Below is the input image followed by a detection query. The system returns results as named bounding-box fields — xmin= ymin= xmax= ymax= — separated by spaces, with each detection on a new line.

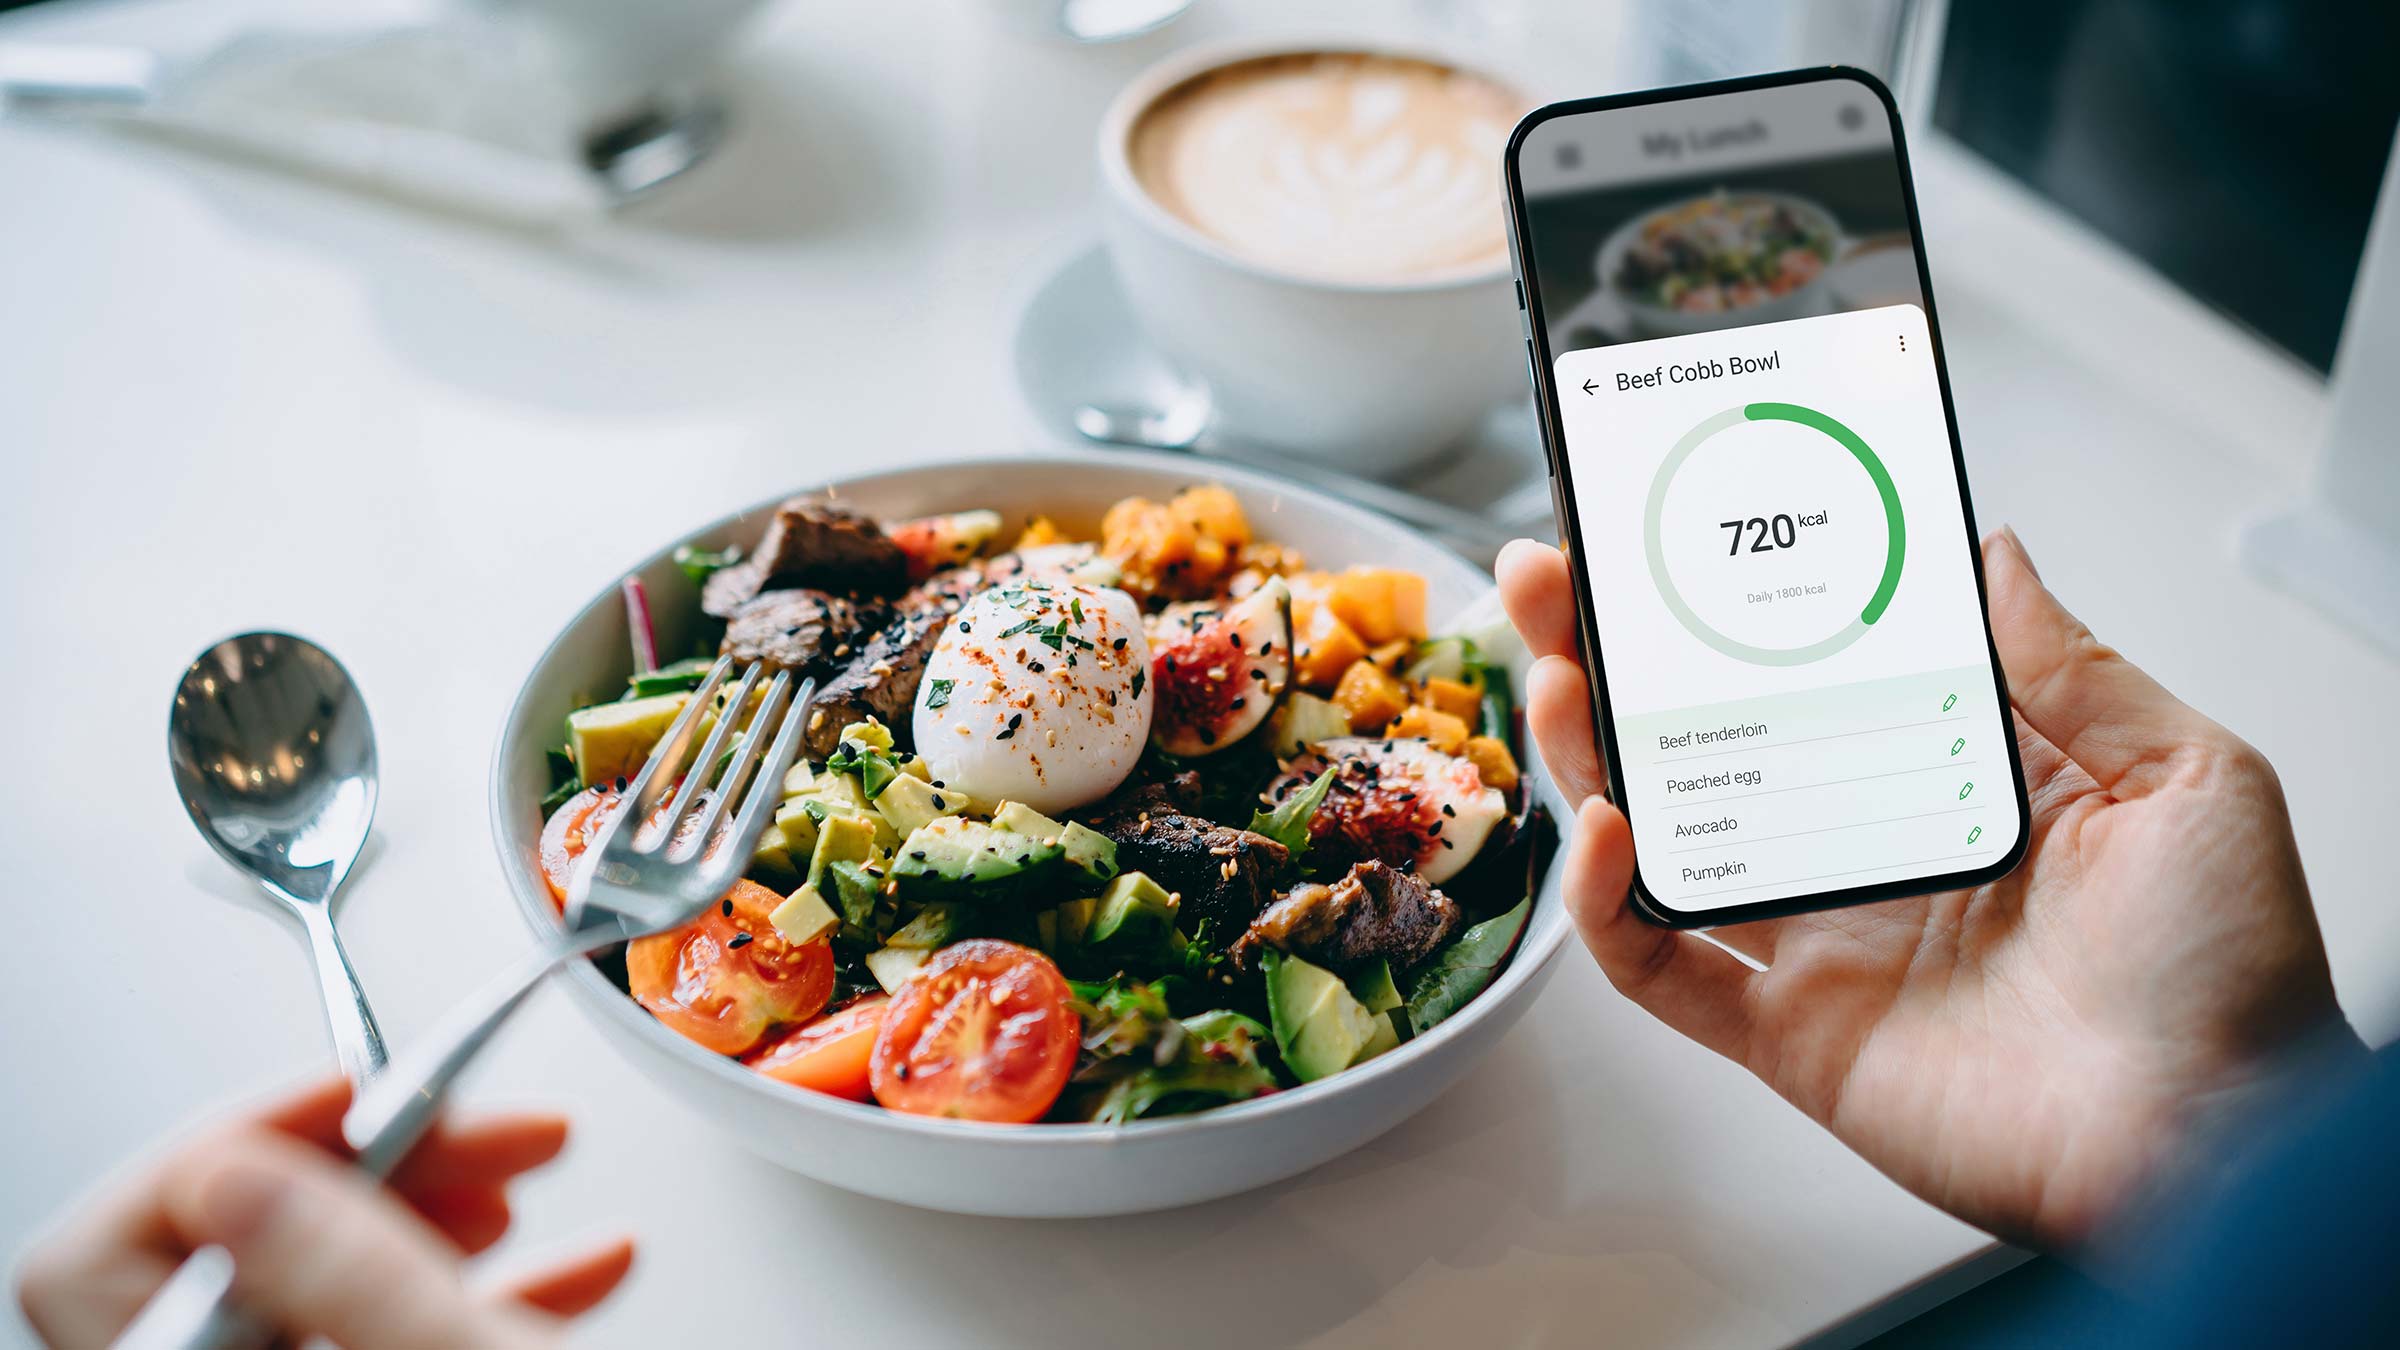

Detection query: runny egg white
xmin=913 ymin=582 xmax=1154 ymax=816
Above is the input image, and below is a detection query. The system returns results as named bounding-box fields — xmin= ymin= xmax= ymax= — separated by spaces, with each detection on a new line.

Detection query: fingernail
xmin=198 ymin=1157 xmax=291 ymax=1244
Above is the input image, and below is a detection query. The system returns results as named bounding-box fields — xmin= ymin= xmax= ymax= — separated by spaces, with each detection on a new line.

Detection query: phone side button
xmin=1522 ymin=340 xmax=1537 ymax=391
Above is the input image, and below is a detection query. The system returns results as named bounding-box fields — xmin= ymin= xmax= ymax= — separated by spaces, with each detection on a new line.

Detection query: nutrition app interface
xmin=1517 ymin=77 xmax=2020 ymax=913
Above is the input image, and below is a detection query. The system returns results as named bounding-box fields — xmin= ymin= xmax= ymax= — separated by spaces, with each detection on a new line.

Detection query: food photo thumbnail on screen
xmin=1520 ymin=105 xmax=1924 ymax=354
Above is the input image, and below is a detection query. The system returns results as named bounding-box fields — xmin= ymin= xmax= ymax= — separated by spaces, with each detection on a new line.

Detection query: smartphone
xmin=1501 ymin=67 xmax=2028 ymax=928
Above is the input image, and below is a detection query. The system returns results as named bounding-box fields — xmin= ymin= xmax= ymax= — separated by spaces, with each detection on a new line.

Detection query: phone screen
xmin=1506 ymin=71 xmax=2025 ymax=923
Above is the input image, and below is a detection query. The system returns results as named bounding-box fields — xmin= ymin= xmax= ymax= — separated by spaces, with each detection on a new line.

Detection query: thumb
xmin=1981 ymin=525 xmax=2224 ymax=793
xmin=162 ymin=1132 xmax=552 ymax=1350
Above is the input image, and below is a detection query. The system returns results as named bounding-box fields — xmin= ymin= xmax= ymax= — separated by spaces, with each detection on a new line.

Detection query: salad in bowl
xmin=532 ymin=480 xmax=1552 ymax=1130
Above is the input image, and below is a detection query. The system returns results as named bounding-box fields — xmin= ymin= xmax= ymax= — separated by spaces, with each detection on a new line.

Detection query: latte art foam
xmin=1129 ymin=54 xmax=1523 ymax=284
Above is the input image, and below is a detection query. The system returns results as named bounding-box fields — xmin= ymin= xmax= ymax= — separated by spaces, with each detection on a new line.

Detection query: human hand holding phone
xmin=1498 ymin=528 xmax=2363 ymax=1249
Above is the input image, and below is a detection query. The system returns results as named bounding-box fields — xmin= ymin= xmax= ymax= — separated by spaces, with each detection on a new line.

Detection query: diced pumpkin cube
xmin=1325 ymin=567 xmax=1428 ymax=645
xmin=1332 ymin=660 xmax=1410 ymax=732
xmin=1389 ymin=705 xmax=1471 ymax=754
xmin=1169 ymin=484 xmax=1251 ymax=548
xmin=1367 ymin=639 xmax=1413 ymax=672
xmin=1102 ymin=495 xmax=1228 ymax=601
xmin=1422 ymin=676 xmax=1482 ymax=722
xmin=1293 ymin=600 xmax=1369 ymax=689
xmin=1014 ymin=515 xmax=1068 ymax=549
xmin=1463 ymin=735 xmax=1520 ymax=791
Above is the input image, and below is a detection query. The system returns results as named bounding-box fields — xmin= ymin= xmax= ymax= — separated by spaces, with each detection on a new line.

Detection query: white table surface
xmin=4 ymin=3 xmax=2396 ymax=1348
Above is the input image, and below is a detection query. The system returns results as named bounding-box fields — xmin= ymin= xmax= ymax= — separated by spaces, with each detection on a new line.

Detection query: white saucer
xmin=1009 ymin=242 xmax=1557 ymax=538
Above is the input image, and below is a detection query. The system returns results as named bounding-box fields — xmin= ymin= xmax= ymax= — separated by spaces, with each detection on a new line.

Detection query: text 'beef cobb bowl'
xmin=493 ymin=452 xmax=1570 ymax=1216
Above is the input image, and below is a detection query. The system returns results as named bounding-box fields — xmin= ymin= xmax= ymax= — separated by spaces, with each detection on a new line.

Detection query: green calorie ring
xmin=1642 ymin=401 xmax=1906 ymax=667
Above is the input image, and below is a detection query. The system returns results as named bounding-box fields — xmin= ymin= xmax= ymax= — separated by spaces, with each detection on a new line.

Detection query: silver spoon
xmin=168 ymin=632 xmax=387 ymax=1084
xmin=1074 ymin=400 xmax=1520 ymax=567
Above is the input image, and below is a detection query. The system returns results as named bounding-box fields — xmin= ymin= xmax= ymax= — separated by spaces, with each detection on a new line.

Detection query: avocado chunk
xmin=886 ymin=903 xmax=965 ymax=950
xmin=567 ymin=692 xmax=708 ymax=789
xmin=864 ymin=945 xmax=932 ymax=994
xmin=767 ymin=885 xmax=840 ymax=945
xmin=991 ymin=802 xmax=1117 ymax=883
xmin=770 ymin=800 xmax=821 ymax=861
xmin=888 ymin=817 xmax=1060 ymax=897
xmin=625 ymin=655 xmax=718 ymax=699
xmin=1359 ymin=1010 xmax=1402 ymax=1062
xmin=875 ymin=773 xmax=969 ymax=839
xmin=1265 ymin=949 xmax=1380 ymax=1083
xmin=1086 ymin=872 xmax=1183 ymax=963
xmin=822 ymin=859 xmax=886 ymax=935
xmin=991 ymin=801 xmax=1063 ymax=837
xmin=748 ymin=818 xmax=806 ymax=886
xmin=1347 ymin=958 xmax=1402 ymax=1017
xmin=1058 ymin=822 xmax=1119 ymax=884
xmin=1055 ymin=896 xmax=1098 ymax=947
xmin=806 ymin=812 xmax=877 ymax=894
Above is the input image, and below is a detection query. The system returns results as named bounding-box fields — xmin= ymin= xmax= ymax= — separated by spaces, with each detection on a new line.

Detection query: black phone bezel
xmin=1500 ymin=65 xmax=2031 ymax=930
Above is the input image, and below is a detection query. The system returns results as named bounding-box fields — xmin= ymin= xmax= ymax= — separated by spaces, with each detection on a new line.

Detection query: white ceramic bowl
xmin=491 ymin=449 xmax=1570 ymax=1217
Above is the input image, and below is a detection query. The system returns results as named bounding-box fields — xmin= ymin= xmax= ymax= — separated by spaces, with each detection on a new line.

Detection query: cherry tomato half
xmin=538 ymin=783 xmax=719 ymax=913
xmin=746 ymin=996 xmax=890 ymax=1101
xmin=628 ymin=879 xmax=834 ymax=1057
xmin=868 ymin=940 xmax=1080 ymax=1124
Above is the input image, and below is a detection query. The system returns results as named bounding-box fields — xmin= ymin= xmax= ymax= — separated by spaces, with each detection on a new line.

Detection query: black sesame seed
xmin=1442 ymin=803 xmax=1456 ymax=817
xmin=727 ymin=932 xmax=754 ymax=949
xmin=721 ymin=899 xmax=734 ymax=917
xmin=910 ymin=850 xmax=928 ymax=861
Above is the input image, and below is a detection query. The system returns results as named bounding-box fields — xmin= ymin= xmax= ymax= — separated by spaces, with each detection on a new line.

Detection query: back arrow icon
xmin=1581 ymin=378 xmax=1597 ymax=395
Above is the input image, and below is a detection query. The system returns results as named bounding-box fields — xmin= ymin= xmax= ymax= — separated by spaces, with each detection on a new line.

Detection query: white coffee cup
xmin=1096 ymin=42 xmax=1528 ymax=478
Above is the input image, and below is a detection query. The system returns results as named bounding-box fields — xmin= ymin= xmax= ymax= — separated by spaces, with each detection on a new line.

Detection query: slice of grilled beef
xmin=798 ymin=561 xmax=1007 ymax=757
xmin=719 ymin=589 xmax=883 ymax=676
xmin=1229 ymin=859 xmax=1460 ymax=972
xmin=701 ymin=499 xmax=909 ymax=617
xmin=1083 ymin=789 xmax=1288 ymax=939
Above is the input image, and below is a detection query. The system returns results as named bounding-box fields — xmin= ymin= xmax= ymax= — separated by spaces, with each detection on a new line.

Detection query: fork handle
xmin=343 ymin=943 xmax=562 ymax=1177
xmin=108 ymin=945 xmax=563 ymax=1350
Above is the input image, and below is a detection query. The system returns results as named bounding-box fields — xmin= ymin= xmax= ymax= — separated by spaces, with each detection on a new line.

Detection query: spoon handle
xmin=301 ymin=906 xmax=388 ymax=1085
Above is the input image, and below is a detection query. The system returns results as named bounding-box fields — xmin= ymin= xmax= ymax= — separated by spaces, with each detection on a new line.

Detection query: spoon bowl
xmin=168 ymin=631 xmax=387 ymax=1081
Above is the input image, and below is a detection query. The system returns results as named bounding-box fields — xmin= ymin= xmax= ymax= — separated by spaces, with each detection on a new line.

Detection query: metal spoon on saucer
xmin=1074 ymin=399 xmax=1521 ymax=567
xmin=168 ymin=632 xmax=388 ymax=1084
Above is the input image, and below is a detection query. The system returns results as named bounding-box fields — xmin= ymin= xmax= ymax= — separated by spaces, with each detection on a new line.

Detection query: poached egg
xmin=913 ymin=581 xmax=1153 ymax=816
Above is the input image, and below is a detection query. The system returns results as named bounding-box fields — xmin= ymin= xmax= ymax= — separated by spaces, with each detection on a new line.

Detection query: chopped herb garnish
xmin=925 ymin=678 xmax=954 ymax=709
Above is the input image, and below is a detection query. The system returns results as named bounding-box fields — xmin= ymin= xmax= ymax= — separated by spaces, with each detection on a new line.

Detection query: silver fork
xmin=115 ymin=658 xmax=814 ymax=1350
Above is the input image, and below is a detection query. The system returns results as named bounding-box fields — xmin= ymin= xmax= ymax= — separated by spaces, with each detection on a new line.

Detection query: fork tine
xmin=703 ymin=676 xmax=815 ymax=890
xmin=654 ymin=661 xmax=763 ymax=849
xmin=672 ymin=669 xmax=791 ymax=861
xmin=583 ymin=655 xmax=732 ymax=864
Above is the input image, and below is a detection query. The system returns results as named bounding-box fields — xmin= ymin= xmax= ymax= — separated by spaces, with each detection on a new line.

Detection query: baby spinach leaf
xmin=1404 ymin=897 xmax=1532 ymax=1036
xmin=1248 ymin=766 xmax=1336 ymax=861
